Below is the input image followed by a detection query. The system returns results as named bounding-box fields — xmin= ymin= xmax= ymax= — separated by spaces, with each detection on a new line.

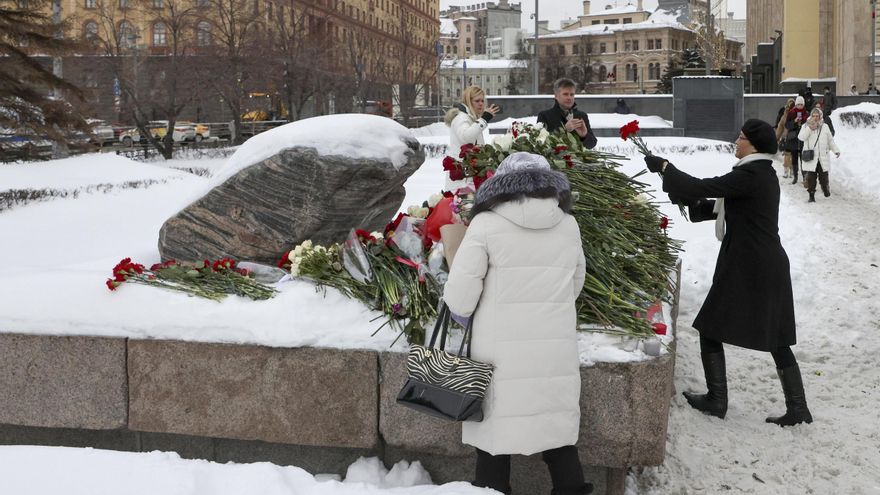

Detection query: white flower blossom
xmin=427 ymin=193 xmax=444 ymax=208
xmin=537 ymin=128 xmax=550 ymax=144
xmin=407 ymin=205 xmax=430 ymax=218
xmin=301 ymin=240 xmax=313 ymax=250
xmin=493 ymin=134 xmax=514 ymax=151
xmin=292 ymin=246 xmax=303 ymax=257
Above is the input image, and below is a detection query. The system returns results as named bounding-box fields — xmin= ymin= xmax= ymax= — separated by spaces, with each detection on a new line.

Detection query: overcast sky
xmin=439 ymin=0 xmax=747 ymax=30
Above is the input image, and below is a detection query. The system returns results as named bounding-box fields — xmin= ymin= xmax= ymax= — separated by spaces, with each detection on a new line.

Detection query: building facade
xmin=439 ymin=58 xmax=527 ymax=103
xmin=746 ymin=0 xmax=784 ymax=64
xmin=440 ymin=0 xmax=521 ymax=56
xmin=537 ymin=2 xmax=743 ymax=94
xmin=26 ymin=0 xmax=441 ymax=122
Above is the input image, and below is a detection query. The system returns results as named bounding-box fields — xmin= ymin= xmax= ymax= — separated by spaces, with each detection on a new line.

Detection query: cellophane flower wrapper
xmin=342 ymin=229 xmax=373 ymax=283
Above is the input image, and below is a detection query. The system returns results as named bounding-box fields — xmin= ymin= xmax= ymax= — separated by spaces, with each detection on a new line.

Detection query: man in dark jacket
xmin=644 ymin=119 xmax=813 ymax=428
xmin=536 ymin=78 xmax=597 ymax=149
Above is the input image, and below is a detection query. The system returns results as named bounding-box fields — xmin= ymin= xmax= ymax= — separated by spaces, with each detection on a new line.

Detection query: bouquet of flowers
xmin=106 ymin=257 xmax=276 ymax=301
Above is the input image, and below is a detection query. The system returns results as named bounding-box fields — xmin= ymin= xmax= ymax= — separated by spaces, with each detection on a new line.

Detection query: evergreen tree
xmin=0 ymin=0 xmax=87 ymax=142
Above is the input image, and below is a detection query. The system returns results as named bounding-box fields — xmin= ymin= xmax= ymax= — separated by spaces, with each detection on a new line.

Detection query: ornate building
xmin=537 ymin=2 xmax=743 ymax=94
xmin=25 ymin=0 xmax=440 ymax=122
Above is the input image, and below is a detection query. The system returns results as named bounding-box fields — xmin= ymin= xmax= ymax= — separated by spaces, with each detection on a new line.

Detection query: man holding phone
xmin=537 ymin=78 xmax=597 ymax=149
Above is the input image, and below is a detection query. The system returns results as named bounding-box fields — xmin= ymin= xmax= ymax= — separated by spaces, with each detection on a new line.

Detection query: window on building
xmin=498 ymin=75 xmax=502 ymax=82
xmin=196 ymin=21 xmax=211 ymax=46
xmin=84 ymin=20 xmax=98 ymax=39
xmin=573 ymin=44 xmax=579 ymax=55
xmin=604 ymin=19 xmax=618 ymax=24
xmin=153 ymin=22 xmax=167 ymax=46
xmin=599 ymin=42 xmax=606 ymax=53
xmin=118 ymin=21 xmax=135 ymax=48
xmin=84 ymin=71 xmax=98 ymax=88
xmin=648 ymin=39 xmax=654 ymax=50
xmin=197 ymin=0 xmax=209 ymax=6
xmin=625 ymin=40 xmax=631 ymax=51
xmin=633 ymin=40 xmax=638 ymax=51
xmin=591 ymin=20 xmax=600 ymax=25
xmin=466 ymin=25 xmax=471 ymax=32
xmin=672 ymin=39 xmax=678 ymax=50
xmin=85 ymin=0 xmax=96 ymax=8
xmin=656 ymin=39 xmax=662 ymax=50
xmin=119 ymin=0 xmax=130 ymax=8
xmin=558 ymin=45 xmax=565 ymax=55
xmin=613 ymin=42 xmax=617 ymax=52
xmin=586 ymin=43 xmax=592 ymax=54
xmin=152 ymin=0 xmax=163 ymax=8
xmin=623 ymin=17 xmax=632 ymax=24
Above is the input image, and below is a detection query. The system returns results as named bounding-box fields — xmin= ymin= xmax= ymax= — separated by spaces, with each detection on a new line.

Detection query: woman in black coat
xmin=644 ymin=119 xmax=812 ymax=427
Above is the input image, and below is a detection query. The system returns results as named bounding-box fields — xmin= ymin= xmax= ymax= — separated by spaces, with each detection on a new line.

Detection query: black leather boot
xmin=766 ymin=365 xmax=813 ymax=427
xmin=808 ymin=192 xmax=815 ymax=202
xmin=683 ymin=351 xmax=728 ymax=419
xmin=543 ymin=446 xmax=593 ymax=495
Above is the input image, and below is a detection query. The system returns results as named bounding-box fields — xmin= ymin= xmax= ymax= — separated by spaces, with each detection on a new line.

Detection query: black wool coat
xmin=536 ymin=101 xmax=598 ymax=149
xmin=663 ymin=159 xmax=796 ymax=351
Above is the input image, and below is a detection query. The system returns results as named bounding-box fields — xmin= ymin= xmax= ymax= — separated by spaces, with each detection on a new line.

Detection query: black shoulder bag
xmin=801 ymin=125 xmax=822 ymax=162
xmin=396 ymin=302 xmax=493 ymax=422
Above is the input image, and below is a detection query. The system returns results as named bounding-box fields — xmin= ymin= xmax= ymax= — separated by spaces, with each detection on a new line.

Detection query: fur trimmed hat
xmin=471 ymin=152 xmax=572 ymax=217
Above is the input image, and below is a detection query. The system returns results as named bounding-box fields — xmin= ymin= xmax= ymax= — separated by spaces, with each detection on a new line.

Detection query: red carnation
xmin=652 ymin=322 xmax=667 ymax=335
xmin=563 ymin=154 xmax=573 ymax=168
xmin=554 ymin=145 xmax=568 ymax=154
xmin=442 ymin=156 xmax=457 ymax=171
xmin=106 ymin=279 xmax=119 ymax=291
xmin=277 ymin=250 xmax=291 ymax=268
xmin=660 ymin=216 xmax=669 ymax=231
xmin=619 ymin=120 xmax=640 ymax=140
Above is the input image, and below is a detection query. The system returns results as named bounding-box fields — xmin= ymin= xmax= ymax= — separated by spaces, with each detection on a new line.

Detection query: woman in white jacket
xmin=444 ymin=86 xmax=499 ymax=190
xmin=798 ymin=107 xmax=840 ymax=202
xmin=443 ymin=152 xmax=591 ymax=495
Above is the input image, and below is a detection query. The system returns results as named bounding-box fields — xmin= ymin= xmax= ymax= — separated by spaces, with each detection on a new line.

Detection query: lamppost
xmin=873 ymin=0 xmax=877 ymax=91
xmin=532 ymin=0 xmax=539 ymax=94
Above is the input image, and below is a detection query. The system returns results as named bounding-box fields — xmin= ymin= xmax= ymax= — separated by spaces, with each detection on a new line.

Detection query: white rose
xmin=427 ymin=193 xmax=444 ymax=208
xmin=292 ymin=246 xmax=303 ymax=257
xmin=371 ymin=231 xmax=384 ymax=240
xmin=537 ymin=128 xmax=550 ymax=143
xmin=407 ymin=205 xmax=421 ymax=217
xmin=301 ymin=240 xmax=313 ymax=250
xmin=493 ymin=134 xmax=514 ymax=151
xmin=315 ymin=245 xmax=326 ymax=253
xmin=412 ymin=207 xmax=430 ymax=219
xmin=290 ymin=260 xmax=300 ymax=276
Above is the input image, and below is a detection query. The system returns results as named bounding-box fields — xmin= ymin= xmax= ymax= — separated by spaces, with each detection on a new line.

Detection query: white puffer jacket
xmin=443 ymin=196 xmax=586 ymax=456
xmin=798 ymin=122 xmax=840 ymax=172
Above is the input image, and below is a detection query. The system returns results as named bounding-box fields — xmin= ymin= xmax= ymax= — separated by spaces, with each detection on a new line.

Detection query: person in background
xmin=813 ymin=101 xmax=835 ymax=136
xmin=798 ymin=107 xmax=841 ymax=202
xmin=537 ymin=78 xmax=597 ymax=149
xmin=444 ymin=86 xmax=500 ymax=189
xmin=821 ymin=86 xmax=837 ymax=114
xmin=613 ymin=98 xmax=631 ymax=114
xmin=444 ymin=152 xmax=591 ymax=495
xmin=797 ymin=86 xmax=815 ymax=112
xmin=644 ymin=119 xmax=813 ymax=428
xmin=775 ymin=98 xmax=795 ymax=178
xmin=867 ymin=83 xmax=880 ymax=96
xmin=784 ymin=95 xmax=809 ymax=184
xmin=848 ymin=84 xmax=859 ymax=96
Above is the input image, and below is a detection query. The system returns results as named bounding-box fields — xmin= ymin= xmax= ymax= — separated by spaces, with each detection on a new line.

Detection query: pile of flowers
xmin=278 ymin=195 xmax=463 ymax=344
xmin=106 ymin=257 xmax=276 ymax=301
xmin=278 ymin=120 xmax=682 ymax=342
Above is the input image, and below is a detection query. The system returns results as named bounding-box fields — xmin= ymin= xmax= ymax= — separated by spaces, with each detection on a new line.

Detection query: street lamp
xmin=532 ymin=0 xmax=539 ymax=94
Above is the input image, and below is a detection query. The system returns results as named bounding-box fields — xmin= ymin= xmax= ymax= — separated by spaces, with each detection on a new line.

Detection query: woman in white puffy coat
xmin=444 ymin=86 xmax=499 ymax=190
xmin=798 ymin=107 xmax=841 ymax=202
xmin=443 ymin=152 xmax=591 ymax=495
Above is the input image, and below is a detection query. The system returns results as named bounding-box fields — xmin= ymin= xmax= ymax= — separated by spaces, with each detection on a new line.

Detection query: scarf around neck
xmin=713 ymin=153 xmax=778 ymax=241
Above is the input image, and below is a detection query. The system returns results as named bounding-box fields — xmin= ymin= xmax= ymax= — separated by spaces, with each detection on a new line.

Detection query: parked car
xmin=178 ymin=121 xmax=211 ymax=142
xmin=118 ymin=121 xmax=195 ymax=146
xmin=86 ymin=119 xmax=115 ymax=146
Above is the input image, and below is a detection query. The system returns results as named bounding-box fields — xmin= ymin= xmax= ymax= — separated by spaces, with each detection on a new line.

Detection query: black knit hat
xmin=741 ymin=118 xmax=777 ymax=154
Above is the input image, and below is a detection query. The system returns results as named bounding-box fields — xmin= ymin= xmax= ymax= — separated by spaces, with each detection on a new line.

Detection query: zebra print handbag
xmin=396 ymin=303 xmax=494 ymax=422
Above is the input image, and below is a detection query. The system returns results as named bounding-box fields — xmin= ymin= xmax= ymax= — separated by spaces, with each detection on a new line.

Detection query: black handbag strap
xmin=427 ymin=303 xmax=450 ymax=350
xmin=427 ymin=301 xmax=477 ymax=358
xmin=812 ymin=125 xmax=822 ymax=148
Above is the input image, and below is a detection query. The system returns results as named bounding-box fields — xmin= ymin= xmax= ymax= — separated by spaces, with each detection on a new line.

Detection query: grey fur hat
xmin=472 ymin=152 xmax=572 ymax=217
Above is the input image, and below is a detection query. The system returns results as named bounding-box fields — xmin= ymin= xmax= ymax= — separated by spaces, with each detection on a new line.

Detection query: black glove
xmin=481 ymin=111 xmax=494 ymax=123
xmin=668 ymin=194 xmax=697 ymax=208
xmin=644 ymin=155 xmax=668 ymax=173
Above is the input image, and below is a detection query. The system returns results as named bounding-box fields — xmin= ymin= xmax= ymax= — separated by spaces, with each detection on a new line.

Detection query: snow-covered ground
xmin=1 ymin=107 xmax=879 ymax=493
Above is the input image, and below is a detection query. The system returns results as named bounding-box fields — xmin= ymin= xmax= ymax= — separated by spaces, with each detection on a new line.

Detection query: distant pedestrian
xmin=797 ymin=87 xmax=815 ymax=112
xmin=784 ymin=95 xmax=809 ymax=184
xmin=775 ymin=98 xmax=795 ymax=178
xmin=848 ymin=84 xmax=858 ymax=96
xmin=821 ymin=86 xmax=837 ymax=115
xmin=867 ymin=84 xmax=880 ymax=96
xmin=798 ymin=107 xmax=841 ymax=202
xmin=613 ymin=98 xmax=631 ymax=114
